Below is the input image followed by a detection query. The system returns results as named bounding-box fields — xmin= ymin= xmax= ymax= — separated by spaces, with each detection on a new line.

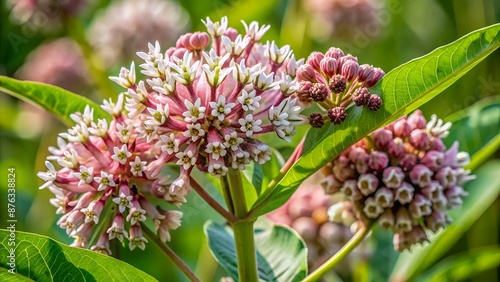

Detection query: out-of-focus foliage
xmin=1 ymin=0 xmax=499 ymax=281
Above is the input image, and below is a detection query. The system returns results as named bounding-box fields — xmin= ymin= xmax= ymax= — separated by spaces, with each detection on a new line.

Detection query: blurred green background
xmin=1 ymin=0 xmax=499 ymax=281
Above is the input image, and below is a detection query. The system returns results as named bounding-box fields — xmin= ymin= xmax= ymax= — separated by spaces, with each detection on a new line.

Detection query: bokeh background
xmin=1 ymin=0 xmax=499 ymax=281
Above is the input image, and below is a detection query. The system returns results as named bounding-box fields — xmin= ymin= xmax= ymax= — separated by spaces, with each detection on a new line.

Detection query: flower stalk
xmin=302 ymin=222 xmax=373 ymax=282
xmin=142 ymin=223 xmax=201 ymax=282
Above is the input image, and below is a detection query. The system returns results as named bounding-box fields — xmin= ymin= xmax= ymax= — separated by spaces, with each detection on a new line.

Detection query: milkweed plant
xmin=2 ymin=14 xmax=500 ymax=282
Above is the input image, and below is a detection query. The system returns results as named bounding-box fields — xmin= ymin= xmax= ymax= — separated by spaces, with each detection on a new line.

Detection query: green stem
xmin=190 ymin=176 xmax=237 ymax=223
xmin=233 ymin=220 xmax=259 ymax=282
xmin=302 ymin=223 xmax=373 ymax=282
xmin=142 ymin=224 xmax=201 ymax=282
xmin=222 ymin=169 xmax=259 ymax=281
xmin=64 ymin=18 xmax=116 ymax=99
xmin=225 ymin=168 xmax=247 ymax=219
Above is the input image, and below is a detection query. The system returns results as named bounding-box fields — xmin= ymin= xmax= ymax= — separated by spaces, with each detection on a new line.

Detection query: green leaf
xmin=390 ymin=160 xmax=500 ymax=281
xmin=0 ymin=230 xmax=156 ymax=281
xmin=417 ymin=246 xmax=500 ymax=282
xmin=204 ymin=220 xmax=307 ymax=282
xmin=444 ymin=96 xmax=500 ymax=170
xmin=0 ymin=76 xmax=111 ymax=127
xmin=250 ymin=23 xmax=500 ymax=217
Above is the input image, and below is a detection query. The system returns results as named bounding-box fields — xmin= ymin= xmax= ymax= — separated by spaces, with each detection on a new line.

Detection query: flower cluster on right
xmin=323 ymin=110 xmax=475 ymax=251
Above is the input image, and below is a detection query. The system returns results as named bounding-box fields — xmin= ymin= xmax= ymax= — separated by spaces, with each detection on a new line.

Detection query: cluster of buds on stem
xmin=323 ymin=110 xmax=475 ymax=251
xmin=296 ymin=48 xmax=384 ymax=128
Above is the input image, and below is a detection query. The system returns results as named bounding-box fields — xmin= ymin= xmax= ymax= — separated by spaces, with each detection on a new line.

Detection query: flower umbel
xmin=322 ymin=110 xmax=474 ymax=251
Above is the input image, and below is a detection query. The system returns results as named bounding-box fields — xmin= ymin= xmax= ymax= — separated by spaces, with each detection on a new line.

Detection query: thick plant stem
xmin=222 ymin=169 xmax=259 ymax=282
xmin=233 ymin=220 xmax=259 ymax=282
xmin=190 ymin=176 xmax=237 ymax=223
xmin=302 ymin=223 xmax=373 ymax=282
xmin=142 ymin=224 xmax=202 ymax=282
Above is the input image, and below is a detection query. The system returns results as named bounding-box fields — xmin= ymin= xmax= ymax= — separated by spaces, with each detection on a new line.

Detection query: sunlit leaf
xmin=0 ymin=76 xmax=111 ymax=127
xmin=390 ymin=160 xmax=500 ymax=281
xmin=250 ymin=23 xmax=500 ymax=217
xmin=204 ymin=220 xmax=307 ymax=282
xmin=0 ymin=230 xmax=156 ymax=281
xmin=416 ymin=246 xmax=500 ymax=282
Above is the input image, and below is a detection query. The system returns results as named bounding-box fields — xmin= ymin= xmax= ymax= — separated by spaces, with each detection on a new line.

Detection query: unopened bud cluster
xmin=323 ymin=110 xmax=475 ymax=251
xmin=296 ymin=49 xmax=384 ymax=128
xmin=267 ymin=184 xmax=368 ymax=270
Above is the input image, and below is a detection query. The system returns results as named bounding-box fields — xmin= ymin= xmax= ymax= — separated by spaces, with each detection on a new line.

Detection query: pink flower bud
xmin=445 ymin=186 xmax=468 ymax=209
xmin=394 ymin=207 xmax=412 ymax=233
xmin=375 ymin=187 xmax=394 ymax=208
xmin=379 ymin=209 xmax=394 ymax=229
xmin=382 ymin=166 xmax=405 ymax=188
xmin=409 ymin=129 xmax=429 ymax=150
xmin=409 ymin=194 xmax=432 ymax=218
xmin=387 ymin=137 xmax=406 ymax=158
xmin=373 ymin=129 xmax=393 ymax=150
xmin=430 ymin=137 xmax=445 ymax=151
xmin=357 ymin=173 xmax=379 ymax=196
xmin=425 ymin=210 xmax=448 ymax=232
xmin=310 ymin=83 xmax=329 ymax=102
xmin=224 ymin=27 xmax=239 ymax=41
xmin=189 ymin=32 xmax=210 ymax=50
xmin=363 ymin=197 xmax=384 ymax=218
xmin=320 ymin=174 xmax=342 ymax=194
xmin=393 ymin=119 xmax=412 ymax=137
xmin=410 ymin=164 xmax=433 ymax=188
xmin=340 ymin=180 xmax=362 ymax=201
xmin=364 ymin=67 xmax=385 ymax=87
xmin=357 ymin=64 xmax=375 ymax=82
xmin=327 ymin=106 xmax=347 ymax=125
xmin=368 ymin=95 xmax=382 ymax=111
xmin=395 ymin=182 xmax=415 ymax=204
xmin=319 ymin=57 xmax=337 ymax=77
xmin=341 ymin=60 xmax=359 ymax=81
xmin=352 ymin=87 xmax=371 ymax=107
xmin=306 ymin=52 xmax=324 ymax=71
xmin=368 ymin=151 xmax=389 ymax=172
xmin=400 ymin=153 xmax=417 ymax=171
xmin=407 ymin=110 xmax=426 ymax=129
xmin=328 ymin=74 xmax=347 ymax=93
xmin=333 ymin=156 xmax=354 ymax=181
xmin=297 ymin=64 xmax=317 ymax=82
xmin=325 ymin=47 xmax=345 ymax=59
xmin=421 ymin=150 xmax=444 ymax=170
xmin=435 ymin=166 xmax=456 ymax=188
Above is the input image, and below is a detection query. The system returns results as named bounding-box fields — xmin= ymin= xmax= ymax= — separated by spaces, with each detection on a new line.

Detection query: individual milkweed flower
xmin=87 ymin=0 xmax=189 ymax=66
xmin=111 ymin=16 xmax=306 ymax=186
xmin=322 ymin=110 xmax=475 ymax=251
xmin=267 ymin=183 xmax=370 ymax=273
xmin=38 ymin=102 xmax=184 ymax=252
xmin=297 ymin=47 xmax=385 ymax=127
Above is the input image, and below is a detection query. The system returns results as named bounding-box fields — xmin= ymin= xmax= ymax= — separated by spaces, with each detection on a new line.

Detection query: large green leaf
xmin=250 ymin=23 xmax=500 ymax=217
xmin=444 ymin=96 xmax=500 ymax=170
xmin=204 ymin=220 xmax=307 ymax=282
xmin=416 ymin=246 xmax=500 ymax=282
xmin=0 ymin=76 xmax=111 ymax=127
xmin=0 ymin=230 xmax=156 ymax=281
xmin=390 ymin=160 xmax=500 ymax=281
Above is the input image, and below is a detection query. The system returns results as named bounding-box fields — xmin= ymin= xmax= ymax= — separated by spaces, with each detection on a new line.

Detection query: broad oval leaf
xmin=390 ymin=160 xmax=500 ymax=281
xmin=0 ymin=76 xmax=111 ymax=127
xmin=204 ymin=220 xmax=307 ymax=282
xmin=250 ymin=23 xmax=500 ymax=217
xmin=444 ymin=96 xmax=500 ymax=170
xmin=0 ymin=230 xmax=156 ymax=281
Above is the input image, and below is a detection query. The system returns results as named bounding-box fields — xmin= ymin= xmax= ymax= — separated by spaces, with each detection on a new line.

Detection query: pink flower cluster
xmin=38 ymin=17 xmax=306 ymax=252
xmin=37 ymin=104 xmax=184 ymax=252
xmin=296 ymin=48 xmax=384 ymax=127
xmin=112 ymin=17 xmax=305 ymax=183
xmin=323 ymin=110 xmax=475 ymax=251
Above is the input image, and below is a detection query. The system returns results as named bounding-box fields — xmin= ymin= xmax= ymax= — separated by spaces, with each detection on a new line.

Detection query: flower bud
xmin=409 ymin=194 xmax=432 ymax=218
xmin=387 ymin=137 xmax=405 ymax=158
xmin=320 ymin=57 xmax=337 ymax=77
xmin=368 ymin=95 xmax=382 ymax=111
xmin=309 ymin=113 xmax=325 ymax=128
xmin=382 ymin=166 xmax=405 ymax=188
xmin=407 ymin=110 xmax=426 ymax=129
xmin=189 ymin=32 xmax=210 ymax=50
xmin=373 ymin=129 xmax=393 ymax=149
xmin=327 ymin=106 xmax=347 ymax=125
xmin=410 ymin=164 xmax=433 ymax=188
xmin=341 ymin=60 xmax=359 ymax=81
xmin=393 ymin=119 xmax=412 ymax=137
xmin=310 ymin=83 xmax=329 ymax=102
xmin=357 ymin=64 xmax=375 ymax=82
xmin=365 ymin=67 xmax=384 ymax=87
xmin=297 ymin=64 xmax=317 ymax=82
xmin=394 ymin=207 xmax=412 ymax=233
xmin=357 ymin=173 xmax=379 ymax=196
xmin=363 ymin=197 xmax=384 ymax=218
xmin=368 ymin=151 xmax=389 ymax=172
xmin=379 ymin=209 xmax=395 ymax=229
xmin=306 ymin=52 xmax=324 ymax=71
xmin=325 ymin=47 xmax=345 ymax=59
xmin=375 ymin=187 xmax=394 ymax=208
xmin=395 ymin=182 xmax=414 ymax=204
xmin=421 ymin=151 xmax=444 ymax=170
xmin=328 ymin=74 xmax=347 ymax=93
xmin=352 ymin=87 xmax=371 ymax=107
xmin=409 ymin=129 xmax=429 ymax=150
xmin=224 ymin=27 xmax=239 ymax=41
xmin=340 ymin=180 xmax=362 ymax=201
xmin=400 ymin=153 xmax=417 ymax=171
